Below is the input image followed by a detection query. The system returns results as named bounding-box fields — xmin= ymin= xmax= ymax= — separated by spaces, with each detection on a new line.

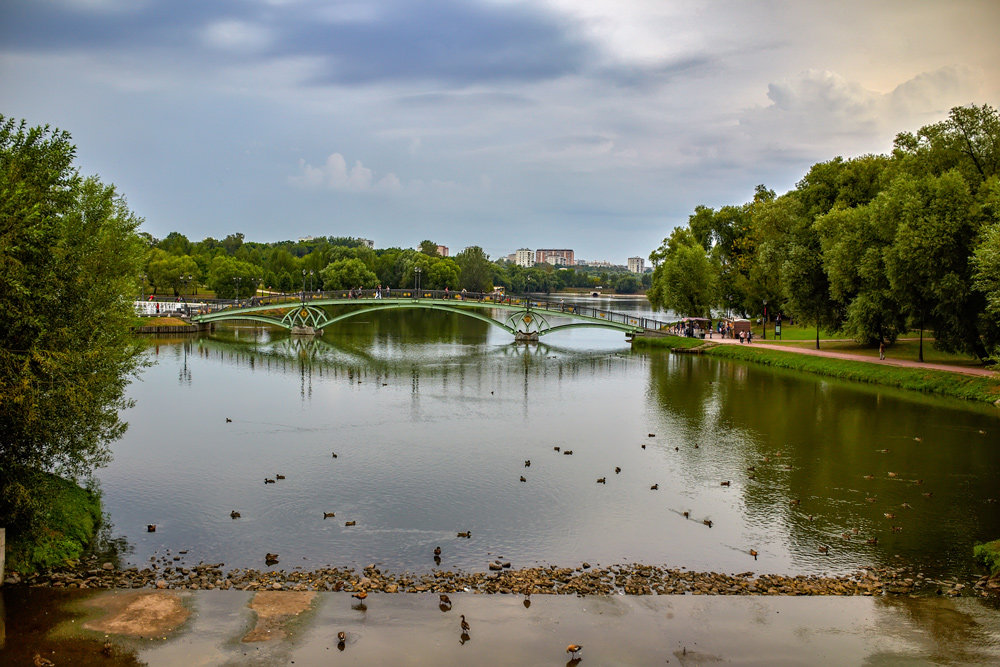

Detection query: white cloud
xmin=201 ymin=20 xmax=273 ymax=53
xmin=290 ymin=153 xmax=403 ymax=194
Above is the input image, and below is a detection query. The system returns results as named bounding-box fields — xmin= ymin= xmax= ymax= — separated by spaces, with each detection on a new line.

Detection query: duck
xmin=790 ymin=499 xmax=800 ymax=506
xmin=863 ymin=474 xmax=875 ymax=480
xmin=352 ymin=590 xmax=368 ymax=603
xmin=841 ymin=533 xmax=851 ymax=540
xmin=566 ymin=644 xmax=583 ymax=659
xmin=747 ymin=466 xmax=755 ymax=472
xmin=878 ymin=448 xmax=889 ymax=453
xmin=693 ymin=444 xmax=699 ymax=449
xmin=460 ymin=614 xmax=471 ymax=634
xmin=891 ymin=525 xmax=903 ymax=533
xmin=866 ymin=536 xmax=879 ymax=545
xmin=230 ymin=510 xmax=241 ymax=519
xmin=703 ymin=519 xmax=713 ymax=528
xmin=147 ymin=524 xmax=156 ymax=532
xmin=884 ymin=513 xmax=896 ymax=519
xmin=439 ymin=594 xmax=452 ymax=606
xmin=648 ymin=433 xmax=655 ymax=438
xmin=520 ymin=476 xmax=527 ymax=483
xmin=434 ymin=546 xmax=442 ymax=556
xmin=337 ymin=631 xmax=346 ymax=644
xmin=675 ymin=447 xmax=679 ymax=451
xmin=682 ymin=511 xmax=689 ymax=519
xmin=615 ymin=467 xmax=621 ymax=474
xmin=264 ymin=478 xmax=276 ymax=484
xmin=596 ymin=477 xmax=606 ymax=484
xmin=913 ymin=436 xmax=922 ymax=442
xmin=276 ymin=474 xmax=286 ymax=480
xmin=457 ymin=531 xmax=471 ymax=538
xmin=554 ymin=446 xmax=561 ymax=452
xmin=563 ymin=450 xmax=573 ymax=455
xmin=331 ymin=452 xmax=338 ymax=458
xmin=900 ymin=502 xmax=912 ymax=509
xmin=818 ymin=545 xmax=829 ymax=554
xmin=226 ymin=417 xmax=232 ymax=423
xmin=721 ymin=480 xmax=730 ymax=487
xmin=922 ymin=492 xmax=933 ymax=498
xmin=749 ymin=549 xmax=758 ymax=560
xmin=866 ymin=497 xmax=877 ymax=503
xmin=524 ymin=460 xmax=531 ymax=467
xmin=887 ymin=472 xmax=897 ymax=478
xmin=345 ymin=520 xmax=356 ymax=526
xmin=650 ymin=483 xmax=659 ymax=490
xmin=265 ymin=553 xmax=279 ymax=565
xmin=641 ymin=444 xmax=646 ymax=449
xmin=323 ymin=512 xmax=336 ymax=519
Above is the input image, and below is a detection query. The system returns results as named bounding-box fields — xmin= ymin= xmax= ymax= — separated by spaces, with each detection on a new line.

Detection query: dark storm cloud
xmin=0 ymin=0 xmax=595 ymax=85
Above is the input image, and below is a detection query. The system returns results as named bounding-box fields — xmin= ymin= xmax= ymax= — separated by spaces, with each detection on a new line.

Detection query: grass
xmin=974 ymin=540 xmax=1000 ymax=576
xmin=749 ymin=323 xmax=843 ymax=341
xmin=5 ymin=472 xmax=103 ymax=575
xmin=631 ymin=334 xmax=711 ymax=350
xmin=770 ymin=338 xmax=983 ymax=367
xmin=140 ymin=316 xmax=193 ymax=327
xmin=702 ymin=343 xmax=1000 ymax=404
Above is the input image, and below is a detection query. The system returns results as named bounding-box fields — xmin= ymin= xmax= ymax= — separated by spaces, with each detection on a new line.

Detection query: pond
xmin=98 ymin=303 xmax=1000 ymax=581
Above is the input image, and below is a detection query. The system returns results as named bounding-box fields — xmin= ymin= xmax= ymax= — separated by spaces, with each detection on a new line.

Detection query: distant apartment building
xmin=535 ymin=249 xmax=575 ymax=266
xmin=515 ymin=248 xmax=535 ymax=267
xmin=628 ymin=256 xmax=645 ymax=273
xmin=298 ymin=235 xmax=315 ymax=243
xmin=359 ymin=238 xmax=375 ymax=248
xmin=545 ymin=255 xmax=570 ymax=266
xmin=436 ymin=245 xmax=449 ymax=257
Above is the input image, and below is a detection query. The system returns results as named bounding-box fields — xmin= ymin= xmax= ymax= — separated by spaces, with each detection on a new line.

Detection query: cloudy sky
xmin=2 ymin=0 xmax=998 ymax=263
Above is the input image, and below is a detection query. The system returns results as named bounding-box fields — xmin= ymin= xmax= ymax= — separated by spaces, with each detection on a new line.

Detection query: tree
xmin=648 ymin=227 xmax=718 ymax=317
xmin=614 ymin=274 xmax=641 ymax=294
xmin=0 ymin=117 xmax=146 ymax=532
xmin=146 ymin=249 xmax=200 ymax=296
xmin=320 ymin=258 xmax=378 ymax=290
xmin=418 ymin=239 xmax=438 ymax=256
xmin=455 ymin=246 xmax=493 ymax=292
xmin=206 ymin=255 xmax=260 ymax=298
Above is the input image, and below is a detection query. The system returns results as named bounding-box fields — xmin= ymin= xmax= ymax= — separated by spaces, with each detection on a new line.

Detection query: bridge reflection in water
xmin=191 ymin=289 xmax=671 ymax=340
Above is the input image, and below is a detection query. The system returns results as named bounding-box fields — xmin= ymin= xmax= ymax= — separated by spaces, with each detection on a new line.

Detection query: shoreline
xmin=10 ymin=556 xmax=996 ymax=600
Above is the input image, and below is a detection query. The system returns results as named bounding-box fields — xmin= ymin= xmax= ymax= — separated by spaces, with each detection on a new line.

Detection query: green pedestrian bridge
xmin=190 ymin=289 xmax=672 ymax=340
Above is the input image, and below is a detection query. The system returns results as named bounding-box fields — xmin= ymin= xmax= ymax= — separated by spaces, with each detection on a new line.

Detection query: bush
xmin=974 ymin=539 xmax=1000 ymax=576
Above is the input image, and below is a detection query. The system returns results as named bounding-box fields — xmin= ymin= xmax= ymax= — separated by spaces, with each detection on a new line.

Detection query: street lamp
xmin=234 ymin=276 xmax=242 ymax=303
xmin=309 ymin=270 xmax=315 ymax=294
xmin=301 ymin=269 xmax=307 ymax=302
xmin=414 ymin=266 xmax=422 ymax=294
xmin=762 ymin=299 xmax=768 ymax=340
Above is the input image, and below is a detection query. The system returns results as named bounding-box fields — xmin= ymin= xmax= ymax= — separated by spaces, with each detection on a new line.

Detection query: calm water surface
xmin=99 ymin=303 xmax=1000 ymax=579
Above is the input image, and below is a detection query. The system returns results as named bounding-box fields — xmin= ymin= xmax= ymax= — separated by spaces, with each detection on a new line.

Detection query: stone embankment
xmin=8 ymin=556 xmax=998 ymax=598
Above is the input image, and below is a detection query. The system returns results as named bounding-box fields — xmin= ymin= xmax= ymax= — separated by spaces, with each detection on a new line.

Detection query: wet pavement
xmin=4 ymin=587 xmax=1000 ymax=665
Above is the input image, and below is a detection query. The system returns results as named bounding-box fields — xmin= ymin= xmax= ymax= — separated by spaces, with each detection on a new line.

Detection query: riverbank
xmin=633 ymin=335 xmax=1000 ymax=404
xmin=11 ymin=553 xmax=998 ymax=600
xmin=3 ymin=472 xmax=102 ymax=575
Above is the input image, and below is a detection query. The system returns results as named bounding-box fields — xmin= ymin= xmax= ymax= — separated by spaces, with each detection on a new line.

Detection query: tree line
xmin=648 ymin=104 xmax=1000 ymax=362
xmin=143 ymin=234 xmax=650 ymax=299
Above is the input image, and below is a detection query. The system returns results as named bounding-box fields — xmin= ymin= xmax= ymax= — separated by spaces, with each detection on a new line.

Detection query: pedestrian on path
xmin=879 ymin=341 xmax=885 ymax=360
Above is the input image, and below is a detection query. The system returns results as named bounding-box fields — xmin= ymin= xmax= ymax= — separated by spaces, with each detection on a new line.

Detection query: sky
xmin=2 ymin=1 xmax=998 ymax=264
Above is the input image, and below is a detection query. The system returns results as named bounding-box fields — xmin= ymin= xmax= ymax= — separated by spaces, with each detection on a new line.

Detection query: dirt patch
xmin=82 ymin=591 xmax=189 ymax=637
xmin=242 ymin=591 xmax=316 ymax=642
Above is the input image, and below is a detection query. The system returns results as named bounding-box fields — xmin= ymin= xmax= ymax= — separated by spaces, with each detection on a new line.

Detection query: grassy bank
xmin=974 ymin=540 xmax=1000 ymax=576
xmin=631 ymin=334 xmax=708 ymax=350
xmin=5 ymin=472 xmax=102 ymax=575
xmin=702 ymin=344 xmax=1000 ymax=404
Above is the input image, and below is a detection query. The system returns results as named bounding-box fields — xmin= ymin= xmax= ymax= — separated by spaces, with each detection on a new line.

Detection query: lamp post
xmin=301 ymin=269 xmax=307 ymax=302
xmin=234 ymin=276 xmax=242 ymax=304
xmin=762 ymin=299 xmax=768 ymax=340
xmin=309 ymin=270 xmax=315 ymax=295
xmin=414 ymin=266 xmax=422 ymax=295
xmin=180 ymin=274 xmax=192 ymax=316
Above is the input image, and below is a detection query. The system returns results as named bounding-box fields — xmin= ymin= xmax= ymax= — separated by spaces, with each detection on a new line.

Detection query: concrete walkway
xmin=705 ymin=336 xmax=997 ymax=378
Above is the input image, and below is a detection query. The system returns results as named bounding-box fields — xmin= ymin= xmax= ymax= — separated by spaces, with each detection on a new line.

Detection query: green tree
xmin=418 ymin=239 xmax=438 ymax=256
xmin=455 ymin=246 xmax=493 ymax=292
xmin=648 ymin=227 xmax=718 ymax=317
xmin=206 ymin=255 xmax=260 ymax=298
xmin=1 ymin=117 xmax=146 ymax=533
xmin=614 ymin=274 xmax=641 ymax=294
xmin=320 ymin=258 xmax=378 ymax=290
xmin=146 ymin=249 xmax=200 ymax=296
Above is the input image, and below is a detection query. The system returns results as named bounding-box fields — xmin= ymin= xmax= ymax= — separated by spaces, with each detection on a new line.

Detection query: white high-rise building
xmin=628 ymin=257 xmax=645 ymax=273
xmin=515 ymin=248 xmax=535 ymax=267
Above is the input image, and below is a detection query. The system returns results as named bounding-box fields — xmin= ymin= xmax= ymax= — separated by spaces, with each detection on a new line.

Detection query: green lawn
xmin=764 ymin=338 xmax=983 ymax=368
xmin=748 ymin=322 xmax=843 ymax=341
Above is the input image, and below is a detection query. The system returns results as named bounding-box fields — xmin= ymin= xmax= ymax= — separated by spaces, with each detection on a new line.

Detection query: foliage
xmin=630 ymin=335 xmax=708 ymax=350
xmin=4 ymin=470 xmax=102 ymax=574
xmin=320 ymin=258 xmax=378 ymax=290
xmin=145 ymin=248 xmax=200 ymax=296
xmin=455 ymin=245 xmax=493 ymax=292
xmin=206 ymin=255 xmax=261 ymax=298
xmin=0 ymin=116 xmax=145 ymax=534
xmin=614 ymin=273 xmax=641 ymax=294
xmin=648 ymin=227 xmax=718 ymax=317
xmin=973 ymin=539 xmax=1000 ymax=576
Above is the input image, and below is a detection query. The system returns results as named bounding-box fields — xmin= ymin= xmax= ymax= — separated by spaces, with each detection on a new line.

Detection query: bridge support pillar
xmin=291 ymin=326 xmax=323 ymax=336
xmin=515 ymin=331 xmax=539 ymax=342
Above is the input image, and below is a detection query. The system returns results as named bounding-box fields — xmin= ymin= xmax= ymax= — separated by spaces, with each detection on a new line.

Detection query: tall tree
xmin=1 ymin=117 xmax=146 ymax=530
xmin=648 ymin=227 xmax=718 ymax=317
xmin=455 ymin=246 xmax=493 ymax=292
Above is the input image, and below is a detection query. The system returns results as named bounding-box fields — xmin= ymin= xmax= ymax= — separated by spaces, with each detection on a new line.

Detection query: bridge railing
xmin=193 ymin=289 xmax=673 ymax=332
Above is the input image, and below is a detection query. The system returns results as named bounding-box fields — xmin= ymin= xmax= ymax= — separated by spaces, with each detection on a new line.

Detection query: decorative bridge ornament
xmin=190 ymin=290 xmax=673 ymax=340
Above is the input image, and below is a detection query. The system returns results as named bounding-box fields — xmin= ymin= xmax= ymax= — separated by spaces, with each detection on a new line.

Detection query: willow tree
xmin=0 ymin=117 xmax=146 ymax=531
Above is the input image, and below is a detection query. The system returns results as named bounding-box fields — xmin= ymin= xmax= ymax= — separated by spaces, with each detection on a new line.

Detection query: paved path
xmin=705 ymin=336 xmax=996 ymax=378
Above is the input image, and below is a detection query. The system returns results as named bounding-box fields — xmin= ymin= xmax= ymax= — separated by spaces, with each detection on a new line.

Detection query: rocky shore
xmin=8 ymin=556 xmax=999 ymax=598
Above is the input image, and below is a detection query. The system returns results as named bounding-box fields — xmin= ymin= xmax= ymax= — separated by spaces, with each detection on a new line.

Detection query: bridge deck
xmin=190 ymin=289 xmax=672 ymax=337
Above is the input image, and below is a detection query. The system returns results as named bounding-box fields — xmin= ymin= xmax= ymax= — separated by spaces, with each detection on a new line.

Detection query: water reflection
xmin=113 ymin=313 xmax=999 ymax=581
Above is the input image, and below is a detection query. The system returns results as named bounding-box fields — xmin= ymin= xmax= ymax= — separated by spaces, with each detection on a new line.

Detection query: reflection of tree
xmin=644 ymin=352 xmax=1000 ymax=579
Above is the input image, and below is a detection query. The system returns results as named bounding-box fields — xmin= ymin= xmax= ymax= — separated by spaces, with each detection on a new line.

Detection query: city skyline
xmin=2 ymin=1 xmax=998 ymax=261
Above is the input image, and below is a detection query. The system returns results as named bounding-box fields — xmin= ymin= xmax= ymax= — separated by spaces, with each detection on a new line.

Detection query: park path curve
xmin=706 ymin=336 xmax=996 ymax=378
